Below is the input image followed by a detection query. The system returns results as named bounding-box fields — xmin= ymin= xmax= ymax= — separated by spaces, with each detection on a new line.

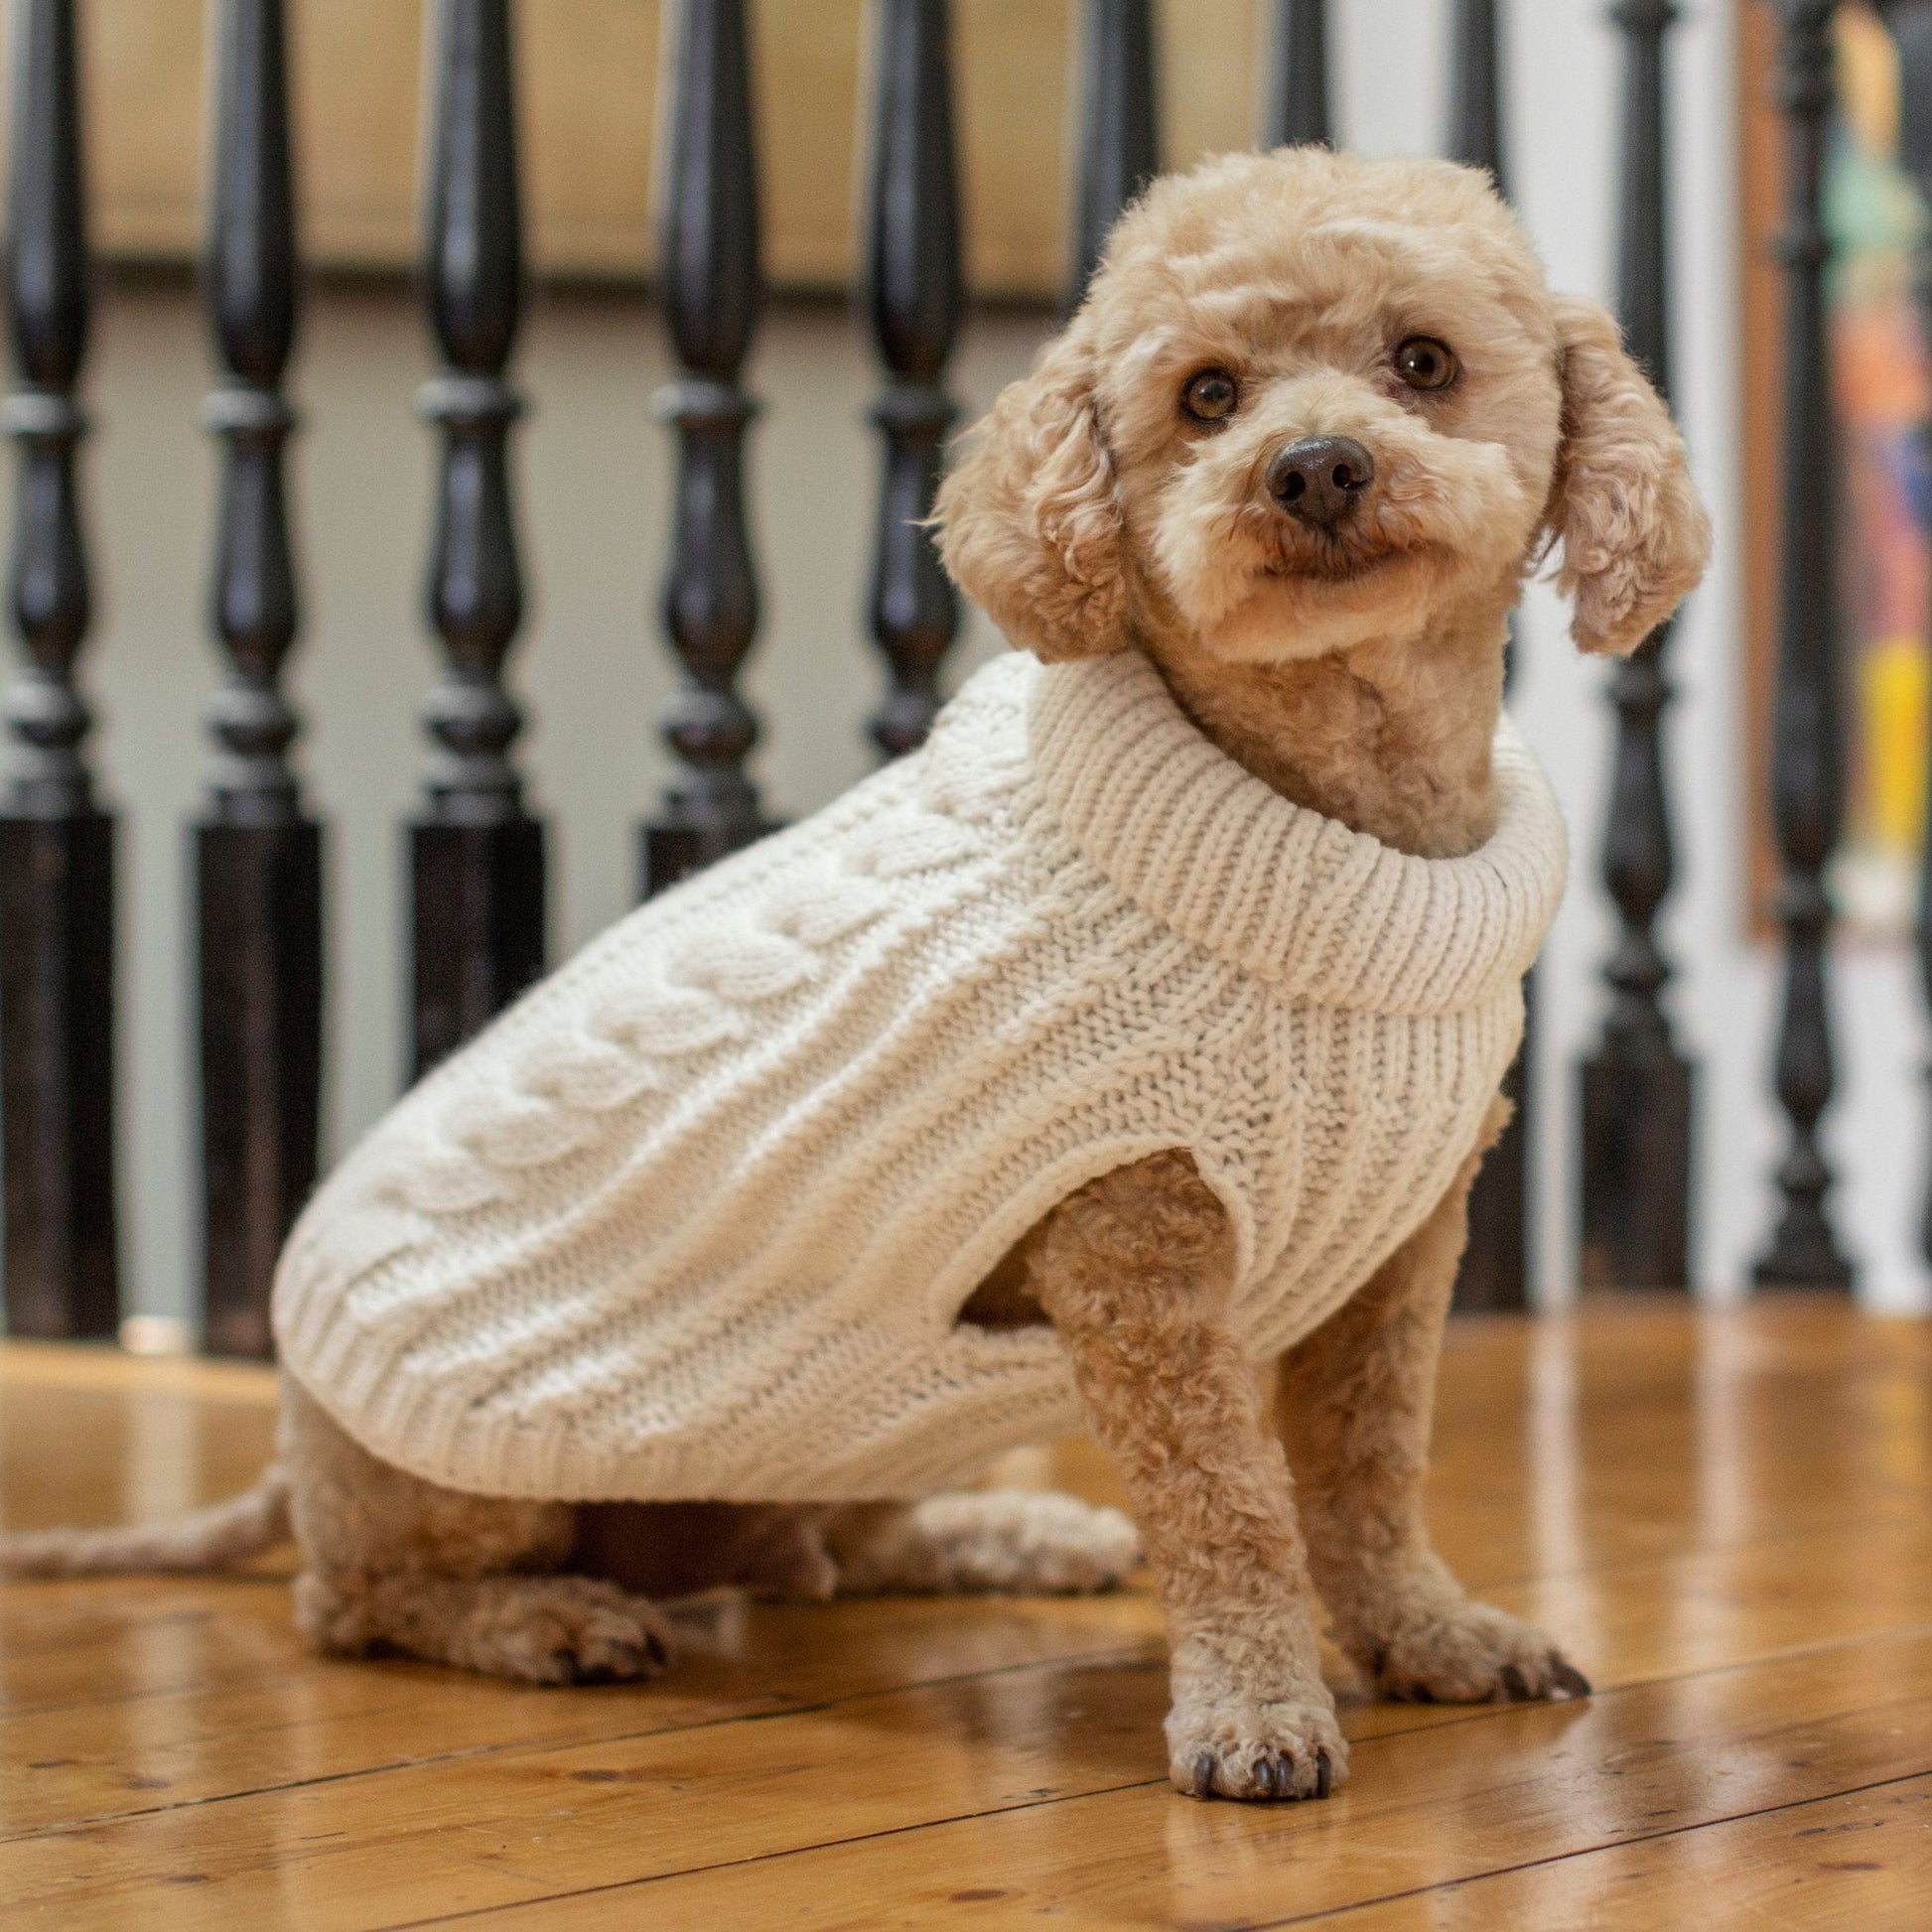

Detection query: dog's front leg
xmin=1028 ymin=1149 xmax=1346 ymax=1801
xmin=1275 ymin=1096 xmax=1589 ymax=1706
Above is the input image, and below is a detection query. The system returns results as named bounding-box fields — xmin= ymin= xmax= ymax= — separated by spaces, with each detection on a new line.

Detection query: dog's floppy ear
xmin=934 ymin=320 xmax=1126 ymax=661
xmin=1543 ymin=293 xmax=1711 ymax=655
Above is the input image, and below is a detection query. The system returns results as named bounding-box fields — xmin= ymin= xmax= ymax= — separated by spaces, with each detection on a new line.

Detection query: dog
xmin=1 ymin=147 xmax=1707 ymax=1805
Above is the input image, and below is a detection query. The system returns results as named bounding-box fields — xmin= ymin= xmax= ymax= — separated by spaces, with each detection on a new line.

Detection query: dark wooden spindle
xmin=1753 ymin=0 xmax=1853 ymax=1289
xmin=1580 ymin=0 xmax=1697 ymax=1291
xmin=1448 ymin=0 xmax=1508 ymax=188
xmin=1455 ymin=990 xmax=1532 ymax=1309
xmin=864 ymin=0 xmax=963 ymax=759
xmin=641 ymin=0 xmax=771 ymax=897
xmin=1884 ymin=0 xmax=1932 ymax=1262
xmin=1444 ymin=0 xmax=1530 ymax=1311
xmin=197 ymin=0 xmax=321 ymax=1357
xmin=1264 ymin=0 xmax=1332 ymax=148
xmin=0 ymin=0 xmax=116 ymax=1339
xmin=411 ymin=0 xmax=543 ymax=1073
xmin=1068 ymin=0 xmax=1159 ymax=313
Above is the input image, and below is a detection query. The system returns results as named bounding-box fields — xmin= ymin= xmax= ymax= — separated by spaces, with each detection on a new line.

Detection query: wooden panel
xmin=445 ymin=1638 xmax=1932 ymax=1927
xmin=520 ymin=0 xmax=660 ymax=277
xmin=7 ymin=1622 xmax=1927 ymax=1924
xmin=1315 ymin=1775 xmax=1932 ymax=1928
xmin=0 ymin=1591 xmax=1164 ymax=1829
xmin=5 ymin=1501 xmax=1930 ymax=1905
xmin=5 ymin=1305 xmax=1927 ymax=1927
xmin=1 ymin=0 xmax=1272 ymax=293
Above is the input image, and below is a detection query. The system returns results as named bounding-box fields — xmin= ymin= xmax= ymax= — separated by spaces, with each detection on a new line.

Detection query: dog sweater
xmin=273 ymin=647 xmax=1566 ymax=1503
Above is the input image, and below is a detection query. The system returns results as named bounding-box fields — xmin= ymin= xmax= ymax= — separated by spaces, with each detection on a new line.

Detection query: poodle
xmin=1 ymin=147 xmax=1707 ymax=1804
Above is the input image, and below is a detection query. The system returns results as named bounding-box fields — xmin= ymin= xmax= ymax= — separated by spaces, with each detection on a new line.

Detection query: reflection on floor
xmin=0 ymin=1299 xmax=1928 ymax=1927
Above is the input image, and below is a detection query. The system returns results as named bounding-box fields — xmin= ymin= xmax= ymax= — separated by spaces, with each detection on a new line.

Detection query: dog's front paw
xmin=1166 ymin=1694 xmax=1348 ymax=1802
xmin=1368 ymin=1597 xmax=1589 ymax=1707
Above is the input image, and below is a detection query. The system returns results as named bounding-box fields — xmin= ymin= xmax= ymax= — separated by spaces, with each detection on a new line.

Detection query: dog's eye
xmin=1393 ymin=337 xmax=1457 ymax=391
xmin=1180 ymin=368 xmax=1239 ymax=425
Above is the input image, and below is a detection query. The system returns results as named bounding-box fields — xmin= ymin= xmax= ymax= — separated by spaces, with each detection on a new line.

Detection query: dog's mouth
xmin=1266 ymin=540 xmax=1423 ymax=586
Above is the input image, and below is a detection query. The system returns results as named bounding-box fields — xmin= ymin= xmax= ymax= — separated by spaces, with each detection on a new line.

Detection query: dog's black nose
xmin=1266 ymin=436 xmax=1375 ymax=527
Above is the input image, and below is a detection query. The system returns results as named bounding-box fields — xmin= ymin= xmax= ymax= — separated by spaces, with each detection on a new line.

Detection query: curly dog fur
xmin=1 ymin=148 xmax=1705 ymax=1803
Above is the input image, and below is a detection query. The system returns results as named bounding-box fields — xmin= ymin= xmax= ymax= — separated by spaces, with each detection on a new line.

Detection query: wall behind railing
xmin=1 ymin=0 xmax=1925 ymax=1324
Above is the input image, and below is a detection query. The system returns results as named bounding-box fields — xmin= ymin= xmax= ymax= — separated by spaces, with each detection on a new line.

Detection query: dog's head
xmin=937 ymin=147 xmax=1708 ymax=667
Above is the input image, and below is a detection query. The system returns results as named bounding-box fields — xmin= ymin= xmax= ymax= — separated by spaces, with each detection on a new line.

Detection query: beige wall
xmin=21 ymin=276 xmax=1051 ymax=1322
xmin=56 ymin=0 xmax=1265 ymax=295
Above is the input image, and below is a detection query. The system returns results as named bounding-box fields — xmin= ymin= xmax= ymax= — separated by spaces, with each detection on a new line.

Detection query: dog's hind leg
xmin=282 ymin=1381 xmax=673 ymax=1684
xmin=824 ymin=1490 xmax=1137 ymax=1596
xmin=1274 ymin=1095 xmax=1590 ymax=1707
xmin=563 ymin=1490 xmax=1133 ymax=1603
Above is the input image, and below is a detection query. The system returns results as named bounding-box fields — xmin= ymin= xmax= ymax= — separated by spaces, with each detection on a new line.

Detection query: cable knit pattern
xmin=273 ymin=648 xmax=1567 ymax=1503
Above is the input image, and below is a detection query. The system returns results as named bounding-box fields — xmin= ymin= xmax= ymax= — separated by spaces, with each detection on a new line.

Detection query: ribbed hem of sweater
xmin=1027 ymin=649 xmax=1566 ymax=1014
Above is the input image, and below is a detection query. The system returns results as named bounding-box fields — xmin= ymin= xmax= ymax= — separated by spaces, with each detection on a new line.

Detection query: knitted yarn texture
xmin=274 ymin=648 xmax=1568 ymax=1503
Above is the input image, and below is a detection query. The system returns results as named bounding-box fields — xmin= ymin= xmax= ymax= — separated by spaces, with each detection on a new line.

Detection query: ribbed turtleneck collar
xmin=1024 ymin=647 xmax=1567 ymax=1015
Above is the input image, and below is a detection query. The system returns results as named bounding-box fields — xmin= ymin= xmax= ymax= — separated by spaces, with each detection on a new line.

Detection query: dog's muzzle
xmin=1266 ymin=436 xmax=1375 ymax=530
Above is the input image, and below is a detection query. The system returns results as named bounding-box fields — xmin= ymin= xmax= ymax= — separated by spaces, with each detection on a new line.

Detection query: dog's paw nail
xmin=1170 ymin=1698 xmax=1346 ymax=1802
xmin=1498 ymin=1663 xmax=1529 ymax=1702
xmin=1548 ymin=1659 xmax=1591 ymax=1701
xmin=569 ymin=1655 xmax=631 ymax=1686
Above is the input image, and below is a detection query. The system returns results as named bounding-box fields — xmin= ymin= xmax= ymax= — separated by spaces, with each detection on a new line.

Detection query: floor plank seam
xmin=1254 ymin=1767 xmax=1932 ymax=1928
xmin=16 ymin=1616 xmax=1931 ymax=1848
xmin=379 ymin=1777 xmax=1171 ymax=1931
xmin=358 ymin=1633 xmax=1932 ymax=1923
xmin=377 ymin=1754 xmax=1932 ymax=1929
xmin=7 ymin=1311 xmax=1925 ymax=1924
xmin=0 ymin=1639 xmax=1165 ymax=1844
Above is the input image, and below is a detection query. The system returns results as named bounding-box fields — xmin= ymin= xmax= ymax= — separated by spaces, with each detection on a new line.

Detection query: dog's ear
xmin=1543 ymin=293 xmax=1711 ymax=656
xmin=934 ymin=321 xmax=1127 ymax=662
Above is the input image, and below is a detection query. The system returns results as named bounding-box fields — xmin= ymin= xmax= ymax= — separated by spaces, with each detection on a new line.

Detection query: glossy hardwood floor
xmin=0 ymin=1299 xmax=1927 ymax=1928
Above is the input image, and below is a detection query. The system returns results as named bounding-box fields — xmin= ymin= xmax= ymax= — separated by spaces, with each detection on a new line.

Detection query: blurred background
xmin=4 ymin=0 xmax=1928 ymax=1332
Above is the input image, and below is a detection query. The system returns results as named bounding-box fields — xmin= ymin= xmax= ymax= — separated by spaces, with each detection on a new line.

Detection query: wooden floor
xmin=0 ymin=1301 xmax=1928 ymax=1928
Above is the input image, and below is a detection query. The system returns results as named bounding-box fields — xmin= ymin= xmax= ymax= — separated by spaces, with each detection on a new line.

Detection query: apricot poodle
xmin=2 ymin=147 xmax=1707 ymax=1804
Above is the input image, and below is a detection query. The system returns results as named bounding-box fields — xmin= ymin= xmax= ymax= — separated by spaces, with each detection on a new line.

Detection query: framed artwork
xmin=1742 ymin=0 xmax=1929 ymax=940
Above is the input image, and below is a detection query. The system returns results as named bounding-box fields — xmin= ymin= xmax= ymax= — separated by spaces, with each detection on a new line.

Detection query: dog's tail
xmin=0 ymin=1464 xmax=290 ymax=1578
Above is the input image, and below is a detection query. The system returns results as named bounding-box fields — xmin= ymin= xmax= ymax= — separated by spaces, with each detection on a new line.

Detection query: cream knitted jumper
xmin=274 ymin=647 xmax=1566 ymax=1504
